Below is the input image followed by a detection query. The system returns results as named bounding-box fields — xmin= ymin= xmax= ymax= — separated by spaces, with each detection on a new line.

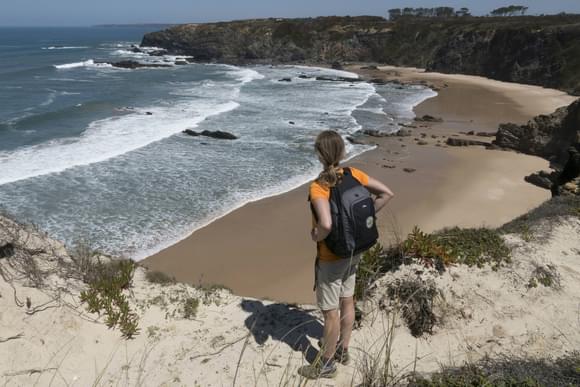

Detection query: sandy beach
xmin=143 ymin=65 xmax=577 ymax=304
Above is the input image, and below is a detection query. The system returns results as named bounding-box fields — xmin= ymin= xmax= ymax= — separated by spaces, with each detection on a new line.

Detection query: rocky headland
xmin=142 ymin=15 xmax=580 ymax=95
xmin=494 ymin=99 xmax=580 ymax=195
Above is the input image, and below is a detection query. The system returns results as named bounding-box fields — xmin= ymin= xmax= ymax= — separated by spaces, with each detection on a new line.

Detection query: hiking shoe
xmin=297 ymin=362 xmax=337 ymax=379
xmin=334 ymin=347 xmax=351 ymax=365
xmin=317 ymin=340 xmax=351 ymax=365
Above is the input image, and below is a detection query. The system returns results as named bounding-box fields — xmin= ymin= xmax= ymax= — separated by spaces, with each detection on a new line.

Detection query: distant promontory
xmin=141 ymin=15 xmax=580 ymax=95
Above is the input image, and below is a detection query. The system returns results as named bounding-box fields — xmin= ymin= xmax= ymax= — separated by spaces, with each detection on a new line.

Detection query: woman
xmin=299 ymin=130 xmax=394 ymax=379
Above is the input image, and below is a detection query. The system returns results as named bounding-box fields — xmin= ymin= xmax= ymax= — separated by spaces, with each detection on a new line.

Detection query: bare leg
xmin=338 ymin=296 xmax=355 ymax=350
xmin=321 ymin=309 xmax=340 ymax=362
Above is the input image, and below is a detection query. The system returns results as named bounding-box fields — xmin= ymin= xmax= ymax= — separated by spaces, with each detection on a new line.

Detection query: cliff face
xmin=494 ymin=99 xmax=580 ymax=166
xmin=142 ymin=15 xmax=580 ymax=95
xmin=494 ymin=99 xmax=580 ymax=196
xmin=141 ymin=16 xmax=391 ymax=63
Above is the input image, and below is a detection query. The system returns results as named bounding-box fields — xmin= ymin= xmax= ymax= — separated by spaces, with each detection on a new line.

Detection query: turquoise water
xmin=0 ymin=27 xmax=436 ymax=258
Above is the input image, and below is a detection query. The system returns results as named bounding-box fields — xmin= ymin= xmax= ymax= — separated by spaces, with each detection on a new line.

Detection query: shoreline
xmin=143 ymin=65 xmax=577 ymax=304
xmin=132 ymin=69 xmax=436 ymax=261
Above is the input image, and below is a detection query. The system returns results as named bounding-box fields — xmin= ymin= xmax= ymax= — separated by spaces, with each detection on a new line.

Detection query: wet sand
xmin=143 ymin=66 xmax=576 ymax=304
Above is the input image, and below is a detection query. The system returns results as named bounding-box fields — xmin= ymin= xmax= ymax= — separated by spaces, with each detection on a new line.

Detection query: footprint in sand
xmin=487 ymin=187 xmax=505 ymax=200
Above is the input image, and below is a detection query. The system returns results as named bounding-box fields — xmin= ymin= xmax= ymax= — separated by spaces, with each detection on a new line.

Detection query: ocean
xmin=0 ymin=27 xmax=436 ymax=259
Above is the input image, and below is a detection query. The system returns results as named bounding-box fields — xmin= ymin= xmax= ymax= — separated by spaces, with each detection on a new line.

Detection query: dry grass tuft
xmin=385 ymin=277 xmax=438 ymax=337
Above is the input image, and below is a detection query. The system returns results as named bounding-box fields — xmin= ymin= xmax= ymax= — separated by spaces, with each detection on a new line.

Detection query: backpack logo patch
xmin=366 ymin=216 xmax=374 ymax=229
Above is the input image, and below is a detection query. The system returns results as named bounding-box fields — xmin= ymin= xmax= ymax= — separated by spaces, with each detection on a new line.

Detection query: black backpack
xmin=311 ymin=167 xmax=378 ymax=258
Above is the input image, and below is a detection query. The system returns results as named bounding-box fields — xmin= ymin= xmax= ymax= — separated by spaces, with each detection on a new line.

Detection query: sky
xmin=2 ymin=0 xmax=580 ymax=26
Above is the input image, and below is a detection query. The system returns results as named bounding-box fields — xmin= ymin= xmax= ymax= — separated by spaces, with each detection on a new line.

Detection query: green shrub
xmin=435 ymin=227 xmax=511 ymax=269
xmin=355 ymin=244 xmax=384 ymax=300
xmin=79 ymin=259 xmax=139 ymax=339
xmin=145 ymin=269 xmax=175 ymax=286
xmin=403 ymin=226 xmax=454 ymax=272
xmin=527 ymin=264 xmax=562 ymax=290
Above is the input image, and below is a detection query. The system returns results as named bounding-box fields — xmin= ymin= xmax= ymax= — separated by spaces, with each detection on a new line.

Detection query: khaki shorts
xmin=316 ymin=255 xmax=361 ymax=311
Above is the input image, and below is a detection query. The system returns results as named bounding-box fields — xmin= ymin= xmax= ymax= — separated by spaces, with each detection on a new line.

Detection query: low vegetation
xmin=183 ymin=297 xmax=200 ymax=319
xmin=500 ymin=195 xmax=580 ymax=239
xmin=356 ymin=226 xmax=511 ymax=301
xmin=386 ymin=277 xmax=438 ymax=337
xmin=435 ymin=227 xmax=511 ymax=269
xmin=407 ymin=353 xmax=580 ymax=386
xmin=145 ymin=269 xmax=175 ymax=286
xmin=79 ymin=258 xmax=139 ymax=339
xmin=527 ymin=263 xmax=562 ymax=290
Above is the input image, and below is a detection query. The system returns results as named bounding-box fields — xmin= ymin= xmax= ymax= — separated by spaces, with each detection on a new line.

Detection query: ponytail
xmin=314 ymin=130 xmax=345 ymax=188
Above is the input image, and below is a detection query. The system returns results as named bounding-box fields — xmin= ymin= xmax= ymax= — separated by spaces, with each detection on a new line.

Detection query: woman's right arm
xmin=311 ymin=198 xmax=332 ymax=241
xmin=366 ymin=176 xmax=394 ymax=213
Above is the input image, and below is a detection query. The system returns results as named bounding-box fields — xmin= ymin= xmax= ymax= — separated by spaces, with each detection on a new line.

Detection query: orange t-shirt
xmin=309 ymin=167 xmax=370 ymax=262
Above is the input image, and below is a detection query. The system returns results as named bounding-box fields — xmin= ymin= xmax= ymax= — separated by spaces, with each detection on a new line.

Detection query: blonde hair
xmin=315 ymin=130 xmax=345 ymax=187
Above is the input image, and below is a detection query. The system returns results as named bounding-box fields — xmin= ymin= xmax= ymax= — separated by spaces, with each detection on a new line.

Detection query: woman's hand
xmin=311 ymin=227 xmax=319 ymax=242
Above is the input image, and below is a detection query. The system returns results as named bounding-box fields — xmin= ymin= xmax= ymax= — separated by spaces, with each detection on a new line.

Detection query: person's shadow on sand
xmin=241 ymin=299 xmax=322 ymax=364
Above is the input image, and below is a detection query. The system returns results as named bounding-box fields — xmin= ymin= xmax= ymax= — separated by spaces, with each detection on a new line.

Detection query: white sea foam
xmin=221 ymin=64 xmax=265 ymax=84
xmin=42 ymin=46 xmax=89 ymax=50
xmin=39 ymin=89 xmax=57 ymax=107
xmin=0 ymin=100 xmax=240 ymax=185
xmin=54 ymin=59 xmax=113 ymax=70
xmin=290 ymin=65 xmax=360 ymax=79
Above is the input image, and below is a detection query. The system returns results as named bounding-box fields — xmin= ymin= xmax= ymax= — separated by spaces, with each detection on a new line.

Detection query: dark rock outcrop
xmin=183 ymin=129 xmax=239 ymax=140
xmin=525 ymin=170 xmax=558 ymax=190
xmin=315 ymin=76 xmax=362 ymax=83
xmin=414 ymin=115 xmax=443 ymax=123
xmin=108 ymin=60 xmax=173 ymax=69
xmin=360 ymin=129 xmax=391 ymax=137
xmin=346 ymin=136 xmax=366 ymax=145
xmin=446 ymin=138 xmax=489 ymax=147
xmin=551 ymin=144 xmax=580 ymax=196
xmin=493 ymin=99 xmax=580 ymax=196
xmin=493 ymin=100 xmax=580 ymax=166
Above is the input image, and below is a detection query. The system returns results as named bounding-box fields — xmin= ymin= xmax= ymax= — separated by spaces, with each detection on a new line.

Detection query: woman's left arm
xmin=366 ymin=176 xmax=395 ymax=213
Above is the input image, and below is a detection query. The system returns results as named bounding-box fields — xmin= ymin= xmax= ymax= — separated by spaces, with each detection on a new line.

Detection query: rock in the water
xmin=183 ymin=129 xmax=239 ymax=140
xmin=108 ymin=60 xmax=173 ymax=69
xmin=346 ymin=136 xmax=365 ymax=145
xmin=360 ymin=65 xmax=378 ymax=70
xmin=315 ymin=76 xmax=362 ymax=83
xmin=145 ymin=112 xmax=153 ymax=115
xmin=331 ymin=61 xmax=343 ymax=70
xmin=403 ymin=168 xmax=416 ymax=173
xmin=279 ymin=78 xmax=292 ymax=82
xmin=417 ymin=140 xmax=428 ymax=145
xmin=368 ymin=78 xmax=388 ymax=85
xmin=288 ymin=121 xmax=295 ymax=125
xmin=361 ymin=129 xmax=391 ymax=137
xmin=446 ymin=138 xmax=488 ymax=147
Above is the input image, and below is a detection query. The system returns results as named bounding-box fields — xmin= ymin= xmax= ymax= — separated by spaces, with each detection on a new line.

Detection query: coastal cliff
xmin=494 ymin=99 xmax=580 ymax=166
xmin=494 ymin=99 xmax=580 ymax=195
xmin=142 ymin=15 xmax=580 ymax=95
